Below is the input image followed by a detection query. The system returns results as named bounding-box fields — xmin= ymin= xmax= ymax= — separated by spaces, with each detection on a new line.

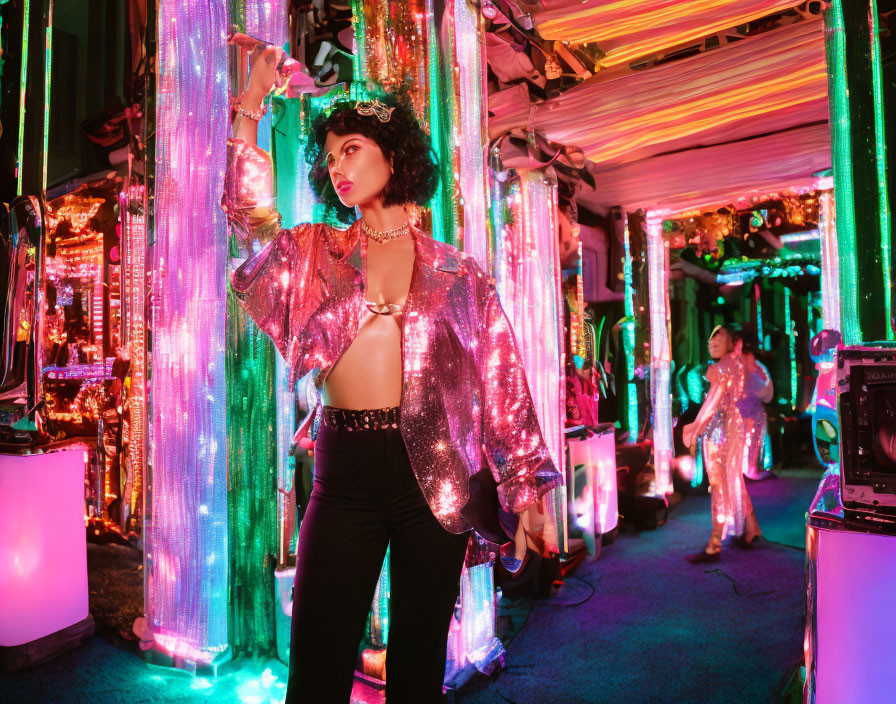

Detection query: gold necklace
xmin=361 ymin=219 xmax=411 ymax=244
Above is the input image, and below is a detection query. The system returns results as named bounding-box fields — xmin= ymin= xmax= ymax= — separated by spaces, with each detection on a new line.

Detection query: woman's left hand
xmin=682 ymin=422 xmax=697 ymax=450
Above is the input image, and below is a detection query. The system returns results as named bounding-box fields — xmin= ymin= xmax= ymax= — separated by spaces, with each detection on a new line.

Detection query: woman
xmin=682 ymin=326 xmax=761 ymax=562
xmin=225 ymin=46 xmax=561 ymax=703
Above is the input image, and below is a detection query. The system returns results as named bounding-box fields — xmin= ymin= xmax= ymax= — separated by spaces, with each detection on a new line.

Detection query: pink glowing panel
xmin=0 ymin=448 xmax=89 ymax=647
xmin=592 ymin=428 xmax=618 ymax=534
xmin=815 ymin=528 xmax=896 ymax=704
xmin=568 ymin=427 xmax=618 ymax=554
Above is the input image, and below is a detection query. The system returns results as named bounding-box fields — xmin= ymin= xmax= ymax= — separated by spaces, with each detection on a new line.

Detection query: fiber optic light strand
xmin=16 ymin=0 xmax=30 ymax=195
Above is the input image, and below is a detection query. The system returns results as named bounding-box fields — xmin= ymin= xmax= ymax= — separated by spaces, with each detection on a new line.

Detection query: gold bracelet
xmin=231 ymin=92 xmax=268 ymax=121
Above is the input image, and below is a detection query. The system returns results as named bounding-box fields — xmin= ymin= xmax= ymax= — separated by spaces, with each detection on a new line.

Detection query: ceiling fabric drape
xmin=531 ymin=0 xmax=806 ymax=67
xmin=489 ymin=19 xmax=828 ymax=167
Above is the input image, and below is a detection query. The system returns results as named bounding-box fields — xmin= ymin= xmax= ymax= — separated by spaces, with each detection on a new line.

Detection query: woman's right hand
xmin=244 ymin=43 xmax=285 ymax=103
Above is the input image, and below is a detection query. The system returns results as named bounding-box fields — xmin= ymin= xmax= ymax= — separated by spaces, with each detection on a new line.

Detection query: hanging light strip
xmin=42 ymin=3 xmax=53 ymax=191
xmin=622 ymin=216 xmax=639 ymax=435
xmin=16 ymin=0 xmax=31 ymax=195
xmin=645 ymin=212 xmax=673 ymax=495
xmin=453 ymin=0 xmax=489 ymax=265
xmin=784 ymin=289 xmax=797 ymax=410
xmin=816 ymin=182 xmax=841 ymax=334
xmin=121 ymin=186 xmax=146 ymax=528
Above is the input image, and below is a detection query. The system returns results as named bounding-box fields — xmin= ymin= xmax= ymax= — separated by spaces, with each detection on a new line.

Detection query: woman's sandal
xmin=685 ymin=549 xmax=721 ymax=563
xmin=733 ymin=534 xmax=763 ymax=549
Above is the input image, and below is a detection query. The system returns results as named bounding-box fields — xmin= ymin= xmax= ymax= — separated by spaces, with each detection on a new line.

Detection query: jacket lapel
xmin=332 ymin=220 xmax=462 ymax=310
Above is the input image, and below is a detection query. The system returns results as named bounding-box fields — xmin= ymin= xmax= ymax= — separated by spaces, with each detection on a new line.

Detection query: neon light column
xmin=817 ymin=179 xmax=840 ymax=334
xmin=16 ymin=0 xmax=31 ymax=195
xmin=645 ymin=212 xmax=673 ymax=495
xmin=823 ymin=0 xmax=892 ymax=343
xmin=223 ymin=0 xmax=290 ymax=657
xmin=41 ymin=1 xmax=52 ymax=191
xmin=622 ymin=215 xmax=639 ymax=436
xmin=494 ymin=171 xmax=567 ymax=553
xmin=148 ymin=0 xmax=230 ymax=667
xmin=452 ymin=0 xmax=489 ymax=266
xmin=121 ymin=187 xmax=146 ymax=527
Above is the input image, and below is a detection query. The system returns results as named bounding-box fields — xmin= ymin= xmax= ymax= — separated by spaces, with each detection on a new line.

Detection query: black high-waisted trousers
xmin=285 ymin=410 xmax=471 ymax=703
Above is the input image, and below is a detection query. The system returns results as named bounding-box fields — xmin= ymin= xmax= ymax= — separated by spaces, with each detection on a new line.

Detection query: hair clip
xmin=356 ymin=99 xmax=395 ymax=123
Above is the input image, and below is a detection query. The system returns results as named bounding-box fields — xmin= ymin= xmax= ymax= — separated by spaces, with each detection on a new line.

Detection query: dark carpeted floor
xmin=456 ymin=469 xmax=817 ymax=704
xmin=1 ymin=470 xmax=819 ymax=704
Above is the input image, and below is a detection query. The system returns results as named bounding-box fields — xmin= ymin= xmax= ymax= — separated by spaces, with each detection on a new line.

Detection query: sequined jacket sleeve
xmin=223 ymin=138 xmax=323 ymax=361
xmin=477 ymin=268 xmax=562 ymax=513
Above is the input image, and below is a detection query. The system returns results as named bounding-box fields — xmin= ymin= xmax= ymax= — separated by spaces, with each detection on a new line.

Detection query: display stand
xmin=0 ymin=447 xmax=94 ymax=671
xmin=805 ymin=469 xmax=896 ymax=703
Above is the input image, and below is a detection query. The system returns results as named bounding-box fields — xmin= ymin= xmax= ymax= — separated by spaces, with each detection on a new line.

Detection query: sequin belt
xmin=321 ymin=405 xmax=401 ymax=431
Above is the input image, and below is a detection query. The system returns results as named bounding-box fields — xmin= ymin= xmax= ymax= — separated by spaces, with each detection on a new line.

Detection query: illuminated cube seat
xmin=0 ymin=447 xmax=94 ymax=670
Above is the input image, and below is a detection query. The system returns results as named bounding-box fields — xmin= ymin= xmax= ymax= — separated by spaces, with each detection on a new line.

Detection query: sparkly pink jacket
xmin=223 ymin=139 xmax=562 ymax=533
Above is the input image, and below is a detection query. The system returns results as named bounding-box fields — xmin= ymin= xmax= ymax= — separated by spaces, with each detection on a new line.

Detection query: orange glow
xmin=534 ymin=0 xmax=804 ymax=68
xmin=589 ymin=64 xmax=827 ymax=163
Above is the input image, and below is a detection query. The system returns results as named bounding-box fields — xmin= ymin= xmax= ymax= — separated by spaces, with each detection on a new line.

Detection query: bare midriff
xmin=320 ymin=235 xmax=415 ymax=410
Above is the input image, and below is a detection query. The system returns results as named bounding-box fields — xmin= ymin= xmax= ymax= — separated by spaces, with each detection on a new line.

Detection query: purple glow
xmin=816 ymin=528 xmax=896 ymax=703
xmin=0 ymin=449 xmax=89 ymax=647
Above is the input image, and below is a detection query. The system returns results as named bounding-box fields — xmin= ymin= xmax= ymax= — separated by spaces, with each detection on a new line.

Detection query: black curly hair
xmin=305 ymin=96 xmax=440 ymax=224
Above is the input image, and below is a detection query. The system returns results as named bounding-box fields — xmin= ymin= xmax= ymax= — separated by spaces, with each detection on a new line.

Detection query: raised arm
xmin=224 ymin=44 xmax=286 ymax=249
xmin=224 ymin=44 xmax=323 ymax=364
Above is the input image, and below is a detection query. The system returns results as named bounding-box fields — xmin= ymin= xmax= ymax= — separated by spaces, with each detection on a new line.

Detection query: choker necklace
xmin=361 ymin=219 xmax=411 ymax=244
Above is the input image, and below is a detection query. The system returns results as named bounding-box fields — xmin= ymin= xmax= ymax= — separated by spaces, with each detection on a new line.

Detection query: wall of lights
xmin=147 ymin=0 xmax=230 ymax=666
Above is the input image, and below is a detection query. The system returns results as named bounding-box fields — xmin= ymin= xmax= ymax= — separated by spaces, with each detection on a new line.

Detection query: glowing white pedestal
xmin=0 ymin=447 xmax=92 ymax=668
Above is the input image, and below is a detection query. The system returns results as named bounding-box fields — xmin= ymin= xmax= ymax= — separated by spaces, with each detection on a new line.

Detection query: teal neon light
xmin=16 ymin=0 xmax=30 ymax=195
xmin=349 ymin=0 xmax=365 ymax=82
xmin=622 ymin=217 xmax=638 ymax=436
xmin=756 ymin=285 xmax=764 ymax=350
xmin=42 ymin=5 xmax=52 ymax=191
xmin=784 ymin=290 xmax=797 ymax=410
